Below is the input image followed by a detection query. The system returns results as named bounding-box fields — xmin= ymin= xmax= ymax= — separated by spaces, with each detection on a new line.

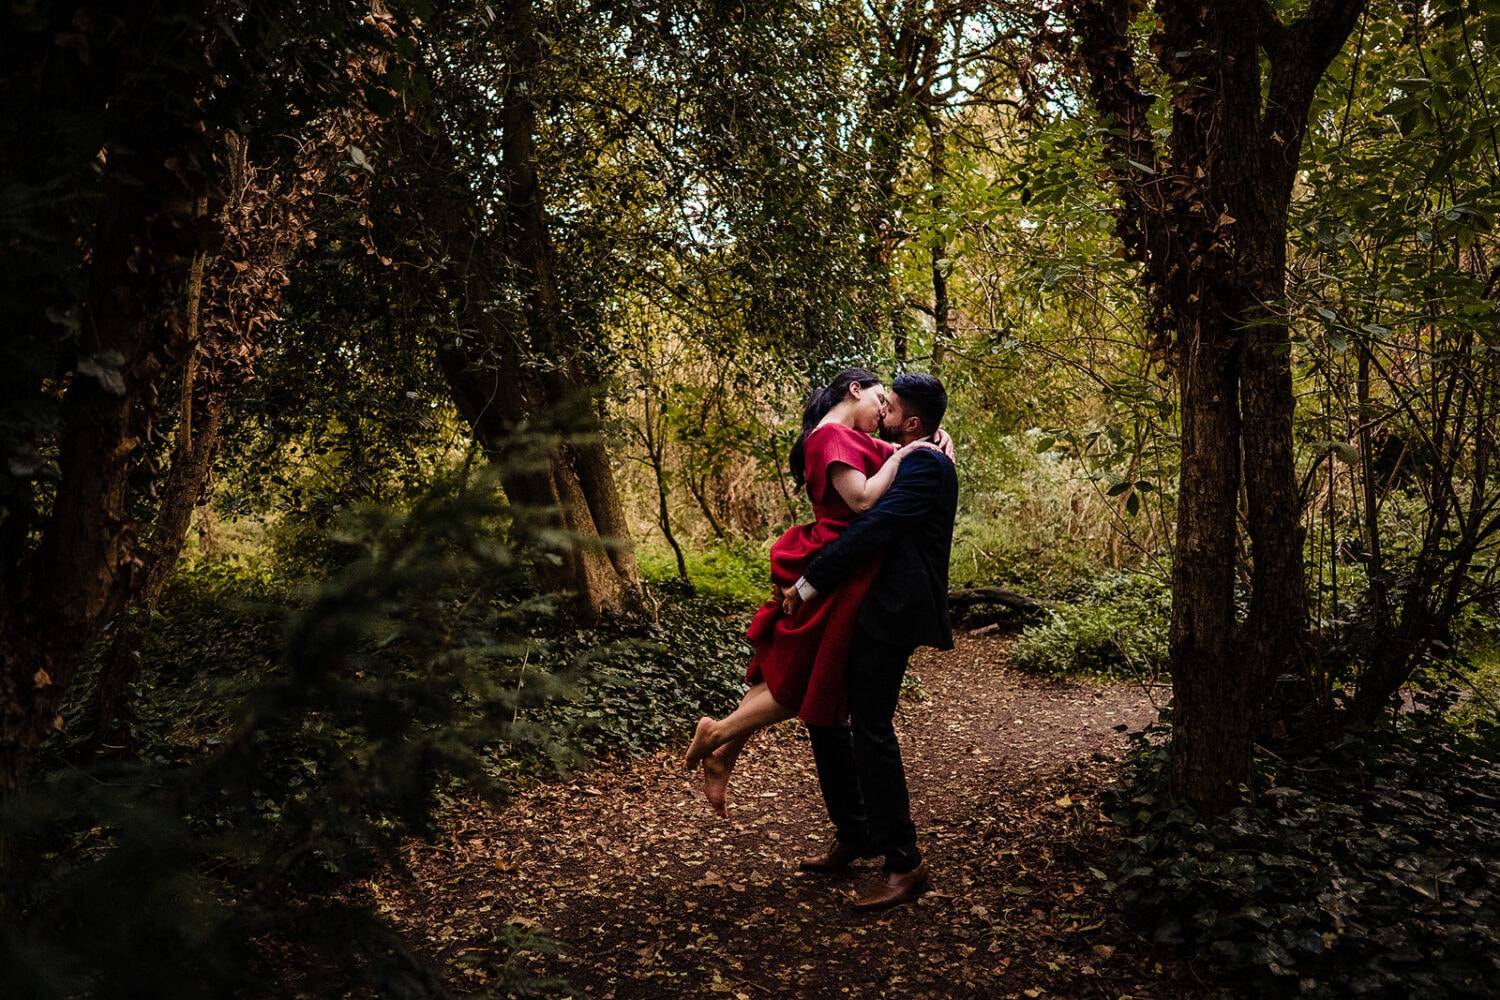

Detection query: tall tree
xmin=0 ymin=2 xmax=219 ymax=796
xmin=369 ymin=1 xmax=648 ymax=621
xmin=1061 ymin=0 xmax=1366 ymax=812
xmin=0 ymin=1 xmax=404 ymax=794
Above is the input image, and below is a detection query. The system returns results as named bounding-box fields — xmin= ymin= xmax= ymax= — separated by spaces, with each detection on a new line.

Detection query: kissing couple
xmin=685 ymin=368 xmax=958 ymax=910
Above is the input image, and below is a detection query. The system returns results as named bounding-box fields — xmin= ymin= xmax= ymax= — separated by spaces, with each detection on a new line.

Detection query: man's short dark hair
xmin=891 ymin=372 xmax=947 ymax=433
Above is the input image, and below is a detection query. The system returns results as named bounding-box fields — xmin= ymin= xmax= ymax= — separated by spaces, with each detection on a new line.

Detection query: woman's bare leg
xmin=685 ymin=683 xmax=796 ymax=815
xmin=684 ymin=683 xmax=794 ymax=769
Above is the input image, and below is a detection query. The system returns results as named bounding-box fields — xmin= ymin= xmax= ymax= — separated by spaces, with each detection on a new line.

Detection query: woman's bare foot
xmin=685 ymin=717 xmax=717 ymax=771
xmin=702 ymin=750 xmax=732 ymax=817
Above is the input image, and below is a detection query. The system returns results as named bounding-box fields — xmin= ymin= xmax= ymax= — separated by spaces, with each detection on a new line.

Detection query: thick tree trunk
xmin=407 ymin=104 xmax=639 ymax=618
xmin=859 ymin=10 xmax=941 ymax=358
xmin=85 ymin=128 xmax=352 ymax=748
xmin=1167 ymin=318 xmax=1247 ymax=811
xmin=1067 ymin=0 xmax=1365 ymax=812
xmin=459 ymin=0 xmax=637 ymax=616
xmin=0 ymin=7 xmax=214 ymax=794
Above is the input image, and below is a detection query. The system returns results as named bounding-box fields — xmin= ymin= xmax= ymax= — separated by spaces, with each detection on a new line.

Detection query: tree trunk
xmin=402 ymin=16 xmax=640 ymax=621
xmin=925 ymin=111 xmax=951 ymax=371
xmin=859 ymin=9 xmax=941 ymax=358
xmin=1166 ymin=314 xmax=1246 ymax=812
xmin=642 ymin=400 xmax=689 ymax=581
xmin=1067 ymin=0 xmax=1366 ymax=812
xmin=0 ymin=5 xmax=215 ymax=795
xmin=84 ymin=127 xmax=355 ymax=749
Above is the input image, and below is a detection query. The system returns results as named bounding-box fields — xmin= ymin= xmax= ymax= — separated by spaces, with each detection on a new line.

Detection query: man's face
xmin=878 ymin=393 xmax=911 ymax=443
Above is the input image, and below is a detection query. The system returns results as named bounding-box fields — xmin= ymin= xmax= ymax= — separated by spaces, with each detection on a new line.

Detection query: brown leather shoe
xmin=798 ymin=841 xmax=880 ymax=873
xmin=852 ymin=862 xmax=930 ymax=910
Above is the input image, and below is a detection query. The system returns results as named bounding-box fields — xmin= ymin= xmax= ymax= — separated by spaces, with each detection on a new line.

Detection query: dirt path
xmin=376 ymin=633 xmax=1197 ymax=999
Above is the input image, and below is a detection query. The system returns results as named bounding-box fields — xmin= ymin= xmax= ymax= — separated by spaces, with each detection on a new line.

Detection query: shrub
xmin=510 ymin=593 xmax=751 ymax=771
xmin=2 ymin=472 xmax=750 ymax=999
xmin=1106 ymin=726 xmax=1500 ymax=997
xmin=637 ymin=538 xmax=771 ymax=607
xmin=1011 ymin=572 xmax=1170 ymax=681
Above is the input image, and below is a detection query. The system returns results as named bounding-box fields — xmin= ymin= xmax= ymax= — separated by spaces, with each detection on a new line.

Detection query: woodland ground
xmin=373 ymin=633 xmax=1206 ymax=999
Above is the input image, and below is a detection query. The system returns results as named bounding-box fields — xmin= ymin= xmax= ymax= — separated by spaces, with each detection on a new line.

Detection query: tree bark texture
xmin=1067 ymin=0 xmax=1366 ymax=813
xmin=0 ymin=2 xmax=215 ymax=796
xmin=859 ymin=3 xmax=947 ymax=357
xmin=924 ymin=111 xmax=952 ymax=371
xmin=88 ymin=128 xmax=354 ymax=745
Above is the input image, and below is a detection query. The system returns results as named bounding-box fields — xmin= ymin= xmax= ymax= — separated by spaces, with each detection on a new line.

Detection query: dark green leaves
xmin=1107 ymin=728 xmax=1500 ymax=997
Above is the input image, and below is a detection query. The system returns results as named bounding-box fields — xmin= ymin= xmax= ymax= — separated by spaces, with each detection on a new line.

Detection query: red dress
xmin=744 ymin=423 xmax=894 ymax=725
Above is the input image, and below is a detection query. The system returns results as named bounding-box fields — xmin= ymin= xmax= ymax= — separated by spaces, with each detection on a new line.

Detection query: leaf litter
xmin=370 ymin=632 xmax=1199 ymax=998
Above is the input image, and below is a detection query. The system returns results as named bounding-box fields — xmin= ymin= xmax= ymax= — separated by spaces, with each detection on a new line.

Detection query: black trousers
xmin=806 ymin=628 xmax=920 ymax=874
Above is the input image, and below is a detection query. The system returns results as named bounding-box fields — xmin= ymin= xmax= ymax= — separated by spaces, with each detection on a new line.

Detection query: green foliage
xmin=1107 ymin=727 xmax=1500 ymax=997
xmin=1286 ymin=2 xmax=1500 ymax=723
xmin=946 ymin=425 xmax=1163 ymax=598
xmin=1409 ymin=629 xmax=1500 ymax=762
xmin=529 ymin=609 xmax=747 ymax=763
xmin=1011 ymin=572 xmax=1170 ymax=681
xmin=6 ymin=461 xmax=757 ymax=998
xmin=90 ymin=561 xmax=289 ymax=757
xmin=3 ymin=474 xmax=582 ymax=998
xmin=637 ymin=539 xmax=772 ymax=608
xmin=951 ymin=509 xmax=1097 ymax=598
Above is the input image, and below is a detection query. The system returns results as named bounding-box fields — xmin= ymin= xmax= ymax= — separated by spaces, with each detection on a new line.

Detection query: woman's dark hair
xmin=789 ymin=367 xmax=882 ymax=489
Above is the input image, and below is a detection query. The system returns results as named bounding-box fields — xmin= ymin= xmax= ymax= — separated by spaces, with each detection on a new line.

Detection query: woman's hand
xmin=895 ymin=430 xmax=955 ymax=463
xmin=931 ymin=428 xmax=956 ymax=462
xmin=897 ymin=437 xmax=945 ymax=461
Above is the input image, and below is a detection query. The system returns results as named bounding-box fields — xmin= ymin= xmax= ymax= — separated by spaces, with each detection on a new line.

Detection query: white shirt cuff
xmin=794 ymin=577 xmax=819 ymax=601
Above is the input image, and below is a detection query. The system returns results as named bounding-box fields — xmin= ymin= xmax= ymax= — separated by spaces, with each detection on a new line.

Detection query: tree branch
xmin=1261 ymin=0 xmax=1367 ymax=184
xmin=1255 ymin=0 xmax=1289 ymax=63
xmin=1063 ymin=0 xmax=1168 ymax=272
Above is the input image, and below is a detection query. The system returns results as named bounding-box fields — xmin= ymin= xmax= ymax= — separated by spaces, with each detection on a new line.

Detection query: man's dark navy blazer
xmin=801 ymin=447 xmax=957 ymax=651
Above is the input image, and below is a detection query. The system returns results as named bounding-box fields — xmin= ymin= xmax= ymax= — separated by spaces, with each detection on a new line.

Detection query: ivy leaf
xmin=1330 ymin=442 xmax=1360 ymax=465
xmin=77 ymin=351 xmax=127 ymax=395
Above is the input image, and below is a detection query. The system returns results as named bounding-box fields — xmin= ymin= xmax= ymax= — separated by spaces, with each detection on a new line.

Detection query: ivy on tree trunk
xmin=1063 ymin=0 xmax=1367 ymax=813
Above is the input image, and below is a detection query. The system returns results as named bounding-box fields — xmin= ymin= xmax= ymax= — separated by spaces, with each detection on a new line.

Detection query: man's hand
xmin=779 ymin=584 xmax=804 ymax=618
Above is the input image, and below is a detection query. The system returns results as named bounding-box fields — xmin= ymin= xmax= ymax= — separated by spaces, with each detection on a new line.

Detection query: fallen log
xmin=946 ymin=587 xmax=1055 ymax=615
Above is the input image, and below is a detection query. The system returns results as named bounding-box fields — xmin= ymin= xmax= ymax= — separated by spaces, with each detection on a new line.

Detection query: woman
xmin=685 ymin=368 xmax=938 ymax=815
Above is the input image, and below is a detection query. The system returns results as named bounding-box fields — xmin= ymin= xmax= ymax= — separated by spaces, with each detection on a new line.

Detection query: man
xmin=783 ymin=372 xmax=957 ymax=910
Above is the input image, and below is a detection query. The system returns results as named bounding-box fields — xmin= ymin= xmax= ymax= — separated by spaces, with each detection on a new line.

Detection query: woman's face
xmin=848 ymin=381 xmax=888 ymax=434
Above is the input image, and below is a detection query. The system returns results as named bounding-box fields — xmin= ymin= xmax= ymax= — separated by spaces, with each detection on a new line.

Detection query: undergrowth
xmin=1106 ymin=724 xmax=1500 ymax=998
xmin=5 ymin=479 xmax=752 ymax=1000
xmin=110 ymin=560 xmax=750 ymax=797
xmin=1012 ymin=572 xmax=1170 ymax=681
xmin=636 ymin=538 xmax=771 ymax=607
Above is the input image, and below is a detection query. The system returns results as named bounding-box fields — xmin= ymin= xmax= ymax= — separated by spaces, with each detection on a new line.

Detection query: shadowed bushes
xmin=2 ymin=471 xmax=746 ymax=998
